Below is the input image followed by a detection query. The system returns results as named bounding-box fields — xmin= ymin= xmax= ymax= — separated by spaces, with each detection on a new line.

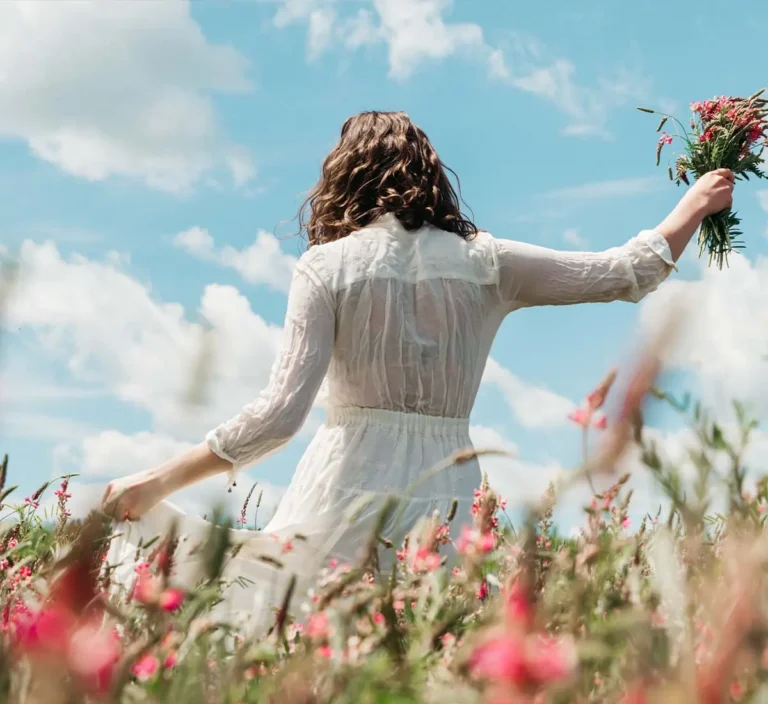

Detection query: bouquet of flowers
xmin=639 ymin=90 xmax=767 ymax=269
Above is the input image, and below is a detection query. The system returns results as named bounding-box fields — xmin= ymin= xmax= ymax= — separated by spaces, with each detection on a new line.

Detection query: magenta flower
xmin=470 ymin=633 xmax=576 ymax=689
xmin=158 ymin=588 xmax=185 ymax=613
xmin=131 ymin=653 xmax=159 ymax=682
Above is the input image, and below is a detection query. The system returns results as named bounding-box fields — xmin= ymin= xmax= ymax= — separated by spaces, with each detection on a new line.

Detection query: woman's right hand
xmin=102 ymin=470 xmax=164 ymax=522
xmin=684 ymin=168 xmax=735 ymax=217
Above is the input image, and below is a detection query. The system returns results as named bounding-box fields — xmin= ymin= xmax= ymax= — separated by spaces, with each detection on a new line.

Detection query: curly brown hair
xmin=298 ymin=111 xmax=478 ymax=247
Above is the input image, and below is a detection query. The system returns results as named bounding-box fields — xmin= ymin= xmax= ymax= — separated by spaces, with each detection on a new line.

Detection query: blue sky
xmin=1 ymin=0 xmax=767 ymax=527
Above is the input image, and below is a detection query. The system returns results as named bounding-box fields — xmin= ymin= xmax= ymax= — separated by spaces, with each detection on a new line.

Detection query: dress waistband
xmin=325 ymin=406 xmax=470 ymax=436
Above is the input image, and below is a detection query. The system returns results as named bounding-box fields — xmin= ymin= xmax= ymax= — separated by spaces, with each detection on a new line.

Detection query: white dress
xmin=107 ymin=213 xmax=674 ymax=630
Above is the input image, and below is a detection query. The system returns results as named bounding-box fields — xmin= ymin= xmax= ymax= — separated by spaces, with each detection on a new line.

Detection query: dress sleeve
xmin=205 ymin=258 xmax=335 ymax=474
xmin=495 ymin=230 xmax=676 ymax=311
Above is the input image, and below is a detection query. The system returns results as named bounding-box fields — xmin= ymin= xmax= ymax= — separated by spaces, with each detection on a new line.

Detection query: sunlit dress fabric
xmin=107 ymin=213 xmax=674 ymax=631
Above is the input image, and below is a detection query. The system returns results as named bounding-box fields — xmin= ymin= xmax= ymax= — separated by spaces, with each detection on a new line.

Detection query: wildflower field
xmin=3 ymin=336 xmax=768 ymax=704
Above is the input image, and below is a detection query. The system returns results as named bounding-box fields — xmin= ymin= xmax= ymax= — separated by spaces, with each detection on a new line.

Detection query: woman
xmin=103 ymin=111 xmax=734 ymax=628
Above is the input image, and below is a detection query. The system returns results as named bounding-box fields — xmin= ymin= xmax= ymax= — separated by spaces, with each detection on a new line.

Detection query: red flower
xmin=132 ymin=653 xmax=159 ymax=682
xmin=476 ymin=581 xmax=489 ymax=600
xmin=13 ymin=607 xmax=72 ymax=653
xmin=471 ymin=635 xmax=528 ymax=683
xmin=158 ymin=588 xmax=184 ymax=613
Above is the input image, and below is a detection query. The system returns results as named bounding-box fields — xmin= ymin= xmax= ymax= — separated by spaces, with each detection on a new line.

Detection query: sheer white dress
xmin=107 ymin=213 xmax=674 ymax=631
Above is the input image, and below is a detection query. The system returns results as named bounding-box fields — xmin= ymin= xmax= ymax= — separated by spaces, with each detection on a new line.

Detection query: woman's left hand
xmin=102 ymin=470 xmax=164 ymax=521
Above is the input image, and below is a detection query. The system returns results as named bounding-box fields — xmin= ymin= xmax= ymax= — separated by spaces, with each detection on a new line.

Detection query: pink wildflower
xmin=504 ymin=579 xmax=534 ymax=629
xmin=67 ymin=624 xmax=121 ymax=694
xmin=158 ymin=588 xmax=184 ymax=613
xmin=568 ymin=407 xmax=590 ymax=426
xmin=457 ymin=525 xmax=496 ymax=556
xmin=621 ymin=516 xmax=631 ymax=530
xmin=476 ymin=581 xmax=489 ymax=600
xmin=132 ymin=566 xmax=161 ymax=605
xmin=470 ymin=636 xmax=527 ymax=683
xmin=470 ymin=633 xmax=575 ymax=688
xmin=132 ymin=653 xmax=159 ymax=682
xmin=526 ymin=635 xmax=577 ymax=683
xmin=307 ymin=612 xmax=330 ymax=640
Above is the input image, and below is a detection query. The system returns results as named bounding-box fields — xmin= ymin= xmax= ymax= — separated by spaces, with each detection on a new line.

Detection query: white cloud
xmin=0 ymin=410 xmax=96 ymax=441
xmin=4 ymin=240 xmax=285 ymax=439
xmin=372 ymin=0 xmax=485 ymax=80
xmin=0 ymin=1 xmax=253 ymax=192
xmin=562 ymin=228 xmax=587 ymax=249
xmin=81 ymin=430 xmax=195 ymax=478
xmin=272 ymin=1 xmax=649 ymax=136
xmin=274 ymin=0 xmax=484 ymax=79
xmin=489 ymin=37 xmax=652 ymax=138
xmin=482 ymin=357 xmax=575 ymax=428
xmin=543 ymin=176 xmax=659 ymax=202
xmin=0 ymin=375 xmax=103 ymax=404
xmin=273 ymin=0 xmax=320 ymax=27
xmin=639 ymin=253 xmax=768 ymax=421
xmin=174 ymin=227 xmax=297 ymax=293
xmin=307 ymin=8 xmax=336 ymax=61
xmin=341 ymin=9 xmax=380 ymax=50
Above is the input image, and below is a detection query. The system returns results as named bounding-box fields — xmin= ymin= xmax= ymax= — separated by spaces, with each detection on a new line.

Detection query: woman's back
xmin=309 ymin=212 xmax=501 ymax=418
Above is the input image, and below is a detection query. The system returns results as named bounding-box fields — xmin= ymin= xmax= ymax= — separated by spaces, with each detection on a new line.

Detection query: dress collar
xmin=367 ymin=212 xmax=405 ymax=232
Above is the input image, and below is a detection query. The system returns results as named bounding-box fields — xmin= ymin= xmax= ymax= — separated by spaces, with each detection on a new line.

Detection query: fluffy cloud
xmin=639 ymin=252 xmax=768 ymax=420
xmin=0 ymin=1 xmax=252 ymax=192
xmin=80 ymin=430 xmax=195 ymax=477
xmin=562 ymin=228 xmax=588 ymax=249
xmin=482 ymin=358 xmax=575 ymax=428
xmin=543 ymin=176 xmax=659 ymax=203
xmin=489 ymin=36 xmax=652 ymax=138
xmin=369 ymin=0 xmax=485 ymax=80
xmin=273 ymin=1 xmax=650 ymax=136
xmin=275 ymin=0 xmax=485 ymax=79
xmin=5 ymin=240 xmax=284 ymax=439
xmin=470 ymin=425 xmax=563 ymax=501
xmin=174 ymin=227 xmax=297 ymax=293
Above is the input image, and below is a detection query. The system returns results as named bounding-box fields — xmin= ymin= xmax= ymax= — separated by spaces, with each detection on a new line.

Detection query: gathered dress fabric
xmin=107 ymin=213 xmax=675 ymax=632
